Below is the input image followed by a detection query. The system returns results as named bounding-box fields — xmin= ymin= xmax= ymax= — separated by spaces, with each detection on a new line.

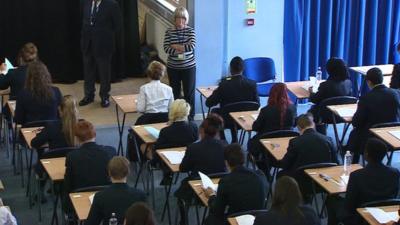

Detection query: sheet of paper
xmin=302 ymin=82 xmax=319 ymax=93
xmin=336 ymin=108 xmax=356 ymax=118
xmin=161 ymin=151 xmax=185 ymax=165
xmin=340 ymin=174 xmax=349 ymax=185
xmin=389 ymin=130 xmax=400 ymax=140
xmin=3 ymin=58 xmax=14 ymax=75
xmin=89 ymin=193 xmax=95 ymax=204
xmin=366 ymin=207 xmax=399 ymax=223
xmin=198 ymin=172 xmax=218 ymax=192
xmin=144 ymin=126 xmax=160 ymax=139
xmin=251 ymin=114 xmax=258 ymax=120
xmin=235 ymin=214 xmax=255 ymax=225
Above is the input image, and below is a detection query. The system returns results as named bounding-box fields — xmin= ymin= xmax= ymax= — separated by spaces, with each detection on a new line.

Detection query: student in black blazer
xmin=253 ymin=176 xmax=320 ymax=225
xmin=206 ymin=56 xmax=259 ymax=142
xmin=348 ymin=68 xmax=400 ymax=162
xmin=15 ymin=61 xmax=62 ymax=125
xmin=390 ymin=63 xmax=400 ymax=89
xmin=205 ymin=144 xmax=268 ymax=225
xmin=175 ymin=114 xmax=227 ymax=225
xmin=124 ymin=203 xmax=156 ymax=225
xmin=278 ymin=114 xmax=338 ymax=177
xmin=327 ymin=138 xmax=400 ymax=225
xmin=309 ymin=57 xmax=352 ymax=132
xmin=86 ymin=156 xmax=146 ymax=225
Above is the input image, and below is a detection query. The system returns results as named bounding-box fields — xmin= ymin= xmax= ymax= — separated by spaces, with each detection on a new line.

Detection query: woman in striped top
xmin=163 ymin=6 xmax=196 ymax=120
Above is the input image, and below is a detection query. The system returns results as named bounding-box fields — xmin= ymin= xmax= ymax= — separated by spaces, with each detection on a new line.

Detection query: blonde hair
xmin=60 ymin=95 xmax=79 ymax=146
xmin=174 ymin=6 xmax=189 ymax=24
xmin=168 ymin=99 xmax=190 ymax=122
xmin=147 ymin=61 xmax=166 ymax=80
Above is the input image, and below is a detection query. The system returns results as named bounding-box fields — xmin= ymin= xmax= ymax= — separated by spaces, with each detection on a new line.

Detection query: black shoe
xmin=79 ymin=97 xmax=94 ymax=106
xmin=101 ymin=98 xmax=110 ymax=108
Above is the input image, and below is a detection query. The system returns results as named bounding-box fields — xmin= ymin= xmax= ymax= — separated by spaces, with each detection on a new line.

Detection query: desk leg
xmin=200 ymin=95 xmax=205 ymax=120
xmin=26 ymin=149 xmax=33 ymax=200
xmin=115 ymin=105 xmax=123 ymax=156
xmin=161 ymin=173 xmax=175 ymax=224
xmin=51 ymin=185 xmax=60 ymax=225
xmin=134 ymin=145 xmax=149 ymax=190
xmin=331 ymin=114 xmax=342 ymax=156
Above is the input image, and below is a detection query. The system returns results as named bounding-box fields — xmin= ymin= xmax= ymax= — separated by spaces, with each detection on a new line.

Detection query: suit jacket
xmin=0 ymin=66 xmax=27 ymax=100
xmin=309 ymin=78 xmax=352 ymax=105
xmin=64 ymin=142 xmax=116 ymax=194
xmin=86 ymin=183 xmax=147 ymax=225
xmin=180 ymin=137 xmax=226 ymax=176
xmin=31 ymin=120 xmax=69 ymax=150
xmin=253 ymin=206 xmax=321 ymax=225
xmin=81 ymin=0 xmax=122 ymax=57
xmin=205 ymin=75 xmax=259 ymax=108
xmin=252 ymin=104 xmax=297 ymax=134
xmin=280 ymin=128 xmax=338 ymax=172
xmin=352 ymin=84 xmax=400 ymax=129
xmin=208 ymin=166 xmax=268 ymax=217
xmin=344 ymin=163 xmax=400 ymax=224
xmin=154 ymin=121 xmax=198 ymax=149
xmin=15 ymin=86 xmax=62 ymax=125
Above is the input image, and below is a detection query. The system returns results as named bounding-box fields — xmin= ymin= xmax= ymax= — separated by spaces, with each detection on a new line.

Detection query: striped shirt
xmin=163 ymin=26 xmax=196 ymax=69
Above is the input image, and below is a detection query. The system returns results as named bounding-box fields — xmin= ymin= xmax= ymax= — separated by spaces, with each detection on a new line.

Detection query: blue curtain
xmin=284 ymin=0 xmax=400 ymax=95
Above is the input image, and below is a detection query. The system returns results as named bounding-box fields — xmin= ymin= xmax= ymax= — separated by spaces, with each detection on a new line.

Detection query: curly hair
xmin=25 ymin=61 xmax=54 ymax=103
xmin=18 ymin=42 xmax=38 ymax=66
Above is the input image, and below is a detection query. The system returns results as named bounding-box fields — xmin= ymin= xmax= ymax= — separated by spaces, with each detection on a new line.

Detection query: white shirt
xmin=0 ymin=207 xmax=17 ymax=225
xmin=137 ymin=80 xmax=174 ymax=113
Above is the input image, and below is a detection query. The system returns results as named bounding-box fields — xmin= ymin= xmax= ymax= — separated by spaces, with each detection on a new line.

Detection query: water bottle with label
xmin=343 ymin=151 xmax=352 ymax=176
xmin=109 ymin=213 xmax=118 ymax=225
xmin=316 ymin=67 xmax=322 ymax=82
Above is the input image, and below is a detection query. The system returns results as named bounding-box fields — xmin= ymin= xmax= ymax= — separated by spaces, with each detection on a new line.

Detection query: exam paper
xmin=389 ymin=130 xmax=400 ymax=141
xmin=144 ymin=126 xmax=160 ymax=139
xmin=161 ymin=151 xmax=185 ymax=165
xmin=336 ymin=108 xmax=356 ymax=118
xmin=365 ymin=207 xmax=399 ymax=223
xmin=89 ymin=193 xmax=95 ymax=204
xmin=235 ymin=214 xmax=255 ymax=225
xmin=199 ymin=172 xmax=218 ymax=192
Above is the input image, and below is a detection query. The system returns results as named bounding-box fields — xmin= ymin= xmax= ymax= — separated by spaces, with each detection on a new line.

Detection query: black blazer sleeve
xmin=351 ymin=97 xmax=367 ymax=128
xmin=208 ymin=178 xmax=227 ymax=217
xmin=63 ymin=155 xmax=73 ymax=194
xmin=327 ymin=137 xmax=339 ymax=164
xmin=205 ymin=87 xmax=221 ymax=107
xmin=252 ymin=109 xmax=266 ymax=132
xmin=15 ymin=93 xmax=25 ymax=124
xmin=279 ymin=139 xmax=297 ymax=170
xmin=179 ymin=146 xmax=193 ymax=172
xmin=309 ymin=81 xmax=327 ymax=104
xmin=111 ymin=1 xmax=122 ymax=32
xmin=31 ymin=127 xmax=49 ymax=149
xmin=85 ymin=193 xmax=103 ymax=225
xmin=0 ymin=73 xmax=11 ymax=90
xmin=251 ymin=82 xmax=260 ymax=105
xmin=154 ymin=128 xmax=168 ymax=150
xmin=343 ymin=173 xmax=358 ymax=221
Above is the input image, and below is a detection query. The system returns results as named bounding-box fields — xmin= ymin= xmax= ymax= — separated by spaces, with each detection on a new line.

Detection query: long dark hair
xmin=390 ymin=63 xmax=400 ymax=89
xmin=326 ymin=57 xmax=349 ymax=81
xmin=271 ymin=176 xmax=304 ymax=218
xmin=124 ymin=202 xmax=155 ymax=225
xmin=25 ymin=61 xmax=54 ymax=103
xmin=268 ymin=83 xmax=292 ymax=128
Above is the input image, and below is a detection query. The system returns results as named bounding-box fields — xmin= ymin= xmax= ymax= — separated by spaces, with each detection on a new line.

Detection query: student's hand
xmin=0 ymin=63 xmax=6 ymax=74
xmin=204 ymin=187 xmax=216 ymax=197
xmin=171 ymin=44 xmax=184 ymax=53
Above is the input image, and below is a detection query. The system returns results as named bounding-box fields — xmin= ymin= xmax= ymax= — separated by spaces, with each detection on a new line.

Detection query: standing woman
xmin=164 ymin=6 xmax=196 ymax=120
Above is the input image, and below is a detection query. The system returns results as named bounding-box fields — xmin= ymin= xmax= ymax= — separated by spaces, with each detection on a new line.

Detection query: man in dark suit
xmin=327 ymin=138 xmax=400 ymax=225
xmin=79 ymin=0 xmax=122 ymax=108
xmin=278 ymin=113 xmax=338 ymax=177
xmin=206 ymin=56 xmax=259 ymax=142
xmin=86 ymin=156 xmax=146 ymax=225
xmin=204 ymin=144 xmax=268 ymax=225
xmin=348 ymin=68 xmax=400 ymax=162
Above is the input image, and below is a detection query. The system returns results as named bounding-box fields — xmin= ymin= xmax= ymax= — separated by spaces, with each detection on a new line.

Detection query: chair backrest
xmin=73 ymin=185 xmax=109 ymax=193
xmin=258 ymin=130 xmax=300 ymax=140
xmin=243 ymin=57 xmax=276 ymax=83
xmin=361 ymin=199 xmax=400 ymax=207
xmin=228 ymin=209 xmax=269 ymax=218
xmin=23 ymin=119 xmax=59 ymax=128
xmin=371 ymin=122 xmax=400 ymax=129
xmin=41 ymin=147 xmax=77 ymax=159
xmin=319 ymin=96 xmax=358 ymax=124
xmin=190 ymin=172 xmax=229 ymax=181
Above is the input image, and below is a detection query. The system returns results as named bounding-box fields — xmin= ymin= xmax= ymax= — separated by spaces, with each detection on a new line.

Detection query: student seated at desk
xmin=0 ymin=57 xmax=6 ymax=76
xmin=136 ymin=60 xmax=173 ymax=125
xmin=278 ymin=114 xmax=338 ymax=178
xmin=327 ymin=138 xmax=400 ymax=225
xmin=253 ymin=176 xmax=320 ymax=225
xmin=124 ymin=202 xmax=156 ymax=225
xmin=175 ymin=114 xmax=226 ymax=225
xmin=86 ymin=156 xmax=146 ymax=225
xmin=347 ymin=68 xmax=400 ymax=163
xmin=205 ymin=56 xmax=259 ymax=143
xmin=204 ymin=144 xmax=268 ymax=225
xmin=15 ymin=61 xmax=62 ymax=125
xmin=308 ymin=57 xmax=352 ymax=134
xmin=389 ymin=63 xmax=400 ymax=89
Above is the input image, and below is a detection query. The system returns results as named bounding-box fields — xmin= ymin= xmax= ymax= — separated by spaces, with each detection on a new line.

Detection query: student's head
xmin=224 ymin=144 xmax=244 ymax=171
xmin=296 ymin=113 xmax=315 ymax=134
xmin=147 ymin=61 xmax=166 ymax=81
xmin=229 ymin=56 xmax=244 ymax=75
xmin=199 ymin=113 xmax=224 ymax=139
xmin=268 ymin=83 xmax=292 ymax=128
xmin=124 ymin=202 xmax=155 ymax=225
xmin=326 ymin=57 xmax=349 ymax=81
xmin=25 ymin=61 xmax=54 ymax=102
xmin=74 ymin=120 xmax=96 ymax=143
xmin=364 ymin=138 xmax=387 ymax=164
xmin=108 ymin=156 xmax=130 ymax=182
xmin=60 ymin=95 xmax=79 ymax=146
xmin=366 ymin=68 xmax=383 ymax=88
xmin=272 ymin=176 xmax=303 ymax=215
xmin=174 ymin=6 xmax=189 ymax=29
xmin=18 ymin=42 xmax=38 ymax=66
xmin=168 ymin=99 xmax=191 ymax=123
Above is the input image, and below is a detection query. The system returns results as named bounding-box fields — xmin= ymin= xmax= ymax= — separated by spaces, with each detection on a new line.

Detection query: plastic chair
xmin=243 ymin=57 xmax=276 ymax=96
xmin=371 ymin=122 xmax=400 ymax=165
xmin=361 ymin=199 xmax=400 ymax=207
xmin=228 ymin=209 xmax=268 ymax=220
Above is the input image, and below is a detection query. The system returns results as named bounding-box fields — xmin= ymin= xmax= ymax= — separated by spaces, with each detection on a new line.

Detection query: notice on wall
xmin=246 ymin=0 xmax=256 ymax=14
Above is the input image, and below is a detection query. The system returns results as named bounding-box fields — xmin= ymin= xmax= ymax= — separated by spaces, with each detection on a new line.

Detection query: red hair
xmin=268 ymin=83 xmax=292 ymax=128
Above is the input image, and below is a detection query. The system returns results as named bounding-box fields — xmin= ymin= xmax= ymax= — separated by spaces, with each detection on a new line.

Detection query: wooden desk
xmin=350 ymin=64 xmax=394 ymax=76
xmin=229 ymin=111 xmax=259 ymax=132
xmin=69 ymin=191 xmax=96 ymax=221
xmin=20 ymin=127 xmax=44 ymax=149
xmin=286 ymin=81 xmax=316 ymax=100
xmin=7 ymin=100 xmax=15 ymax=117
xmin=370 ymin=126 xmax=400 ymax=149
xmin=357 ymin=206 xmax=399 ymax=225
xmin=197 ymin=86 xmax=218 ymax=119
xmin=156 ymin=147 xmax=186 ymax=173
xmin=131 ymin=123 xmax=168 ymax=144
xmin=260 ymin=137 xmax=295 ymax=161
xmin=40 ymin=157 xmax=66 ymax=181
xmin=227 ymin=217 xmax=239 ymax=225
xmin=327 ymin=103 xmax=357 ymax=123
xmin=189 ymin=178 xmax=220 ymax=207
xmin=305 ymin=164 xmax=363 ymax=195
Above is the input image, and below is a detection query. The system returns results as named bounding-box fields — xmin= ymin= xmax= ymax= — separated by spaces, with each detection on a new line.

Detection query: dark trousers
xmin=82 ymin=46 xmax=112 ymax=100
xmin=347 ymin=128 xmax=369 ymax=163
xmin=210 ymin=108 xmax=238 ymax=143
xmin=167 ymin=67 xmax=196 ymax=119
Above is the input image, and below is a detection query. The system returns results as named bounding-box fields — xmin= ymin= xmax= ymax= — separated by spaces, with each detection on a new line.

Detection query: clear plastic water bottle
xmin=343 ymin=151 xmax=352 ymax=176
xmin=316 ymin=67 xmax=322 ymax=81
xmin=109 ymin=213 xmax=118 ymax=225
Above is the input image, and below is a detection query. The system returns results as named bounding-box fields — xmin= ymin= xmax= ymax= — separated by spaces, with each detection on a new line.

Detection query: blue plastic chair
xmin=243 ymin=57 xmax=276 ymax=96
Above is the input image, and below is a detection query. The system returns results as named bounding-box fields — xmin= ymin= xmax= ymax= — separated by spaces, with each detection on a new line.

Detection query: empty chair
xmin=243 ymin=57 xmax=276 ymax=96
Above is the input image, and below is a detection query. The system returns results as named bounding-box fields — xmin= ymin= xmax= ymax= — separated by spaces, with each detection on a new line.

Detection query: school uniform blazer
xmin=64 ymin=142 xmax=116 ymax=194
xmin=208 ymin=166 xmax=268 ymax=217
xmin=252 ymin=104 xmax=297 ymax=134
xmin=154 ymin=121 xmax=198 ymax=149
xmin=309 ymin=78 xmax=352 ymax=105
xmin=0 ymin=66 xmax=27 ymax=100
xmin=253 ymin=206 xmax=321 ymax=225
xmin=31 ymin=120 xmax=69 ymax=150
xmin=86 ymin=183 xmax=147 ymax=225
